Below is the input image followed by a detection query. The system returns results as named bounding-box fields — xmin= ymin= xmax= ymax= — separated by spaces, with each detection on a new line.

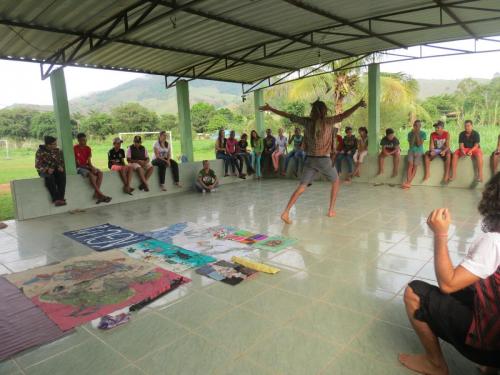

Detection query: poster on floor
xmin=196 ymin=260 xmax=258 ymax=285
xmin=64 ymin=223 xmax=149 ymax=251
xmin=119 ymin=239 xmax=216 ymax=272
xmin=5 ymin=250 xmax=190 ymax=331
xmin=252 ymin=236 xmax=297 ymax=252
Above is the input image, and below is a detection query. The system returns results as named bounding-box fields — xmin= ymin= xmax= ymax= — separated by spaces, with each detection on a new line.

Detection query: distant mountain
xmin=69 ymin=76 xmax=242 ymax=114
xmin=417 ymin=78 xmax=490 ymax=99
xmin=3 ymin=103 xmax=52 ymax=112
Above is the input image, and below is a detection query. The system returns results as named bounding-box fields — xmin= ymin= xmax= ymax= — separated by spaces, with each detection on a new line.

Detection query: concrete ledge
xmin=11 ymin=160 xmax=247 ymax=221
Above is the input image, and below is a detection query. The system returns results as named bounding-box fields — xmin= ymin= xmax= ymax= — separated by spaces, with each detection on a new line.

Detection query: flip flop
xmin=98 ymin=313 xmax=130 ymax=330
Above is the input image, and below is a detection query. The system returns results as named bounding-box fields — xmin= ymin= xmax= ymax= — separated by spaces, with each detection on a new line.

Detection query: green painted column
xmin=176 ymin=80 xmax=194 ymax=162
xmin=254 ymin=89 xmax=265 ymax=136
xmin=50 ymin=68 xmax=76 ymax=175
xmin=368 ymin=63 xmax=380 ymax=156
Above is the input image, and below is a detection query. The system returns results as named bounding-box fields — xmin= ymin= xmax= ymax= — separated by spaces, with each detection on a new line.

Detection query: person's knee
xmin=404 ymin=285 xmax=420 ymax=309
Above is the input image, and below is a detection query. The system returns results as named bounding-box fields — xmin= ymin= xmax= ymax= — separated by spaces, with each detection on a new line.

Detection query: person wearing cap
xmin=152 ymin=131 xmax=181 ymax=191
xmin=490 ymin=134 xmax=500 ymax=176
xmin=450 ymin=120 xmax=483 ymax=182
xmin=423 ymin=121 xmax=451 ymax=183
xmin=35 ymin=135 xmax=67 ymax=206
xmin=402 ymin=120 xmax=427 ymax=189
xmin=74 ymin=132 xmax=112 ymax=204
xmin=108 ymin=137 xmax=134 ymax=195
xmin=126 ymin=135 xmax=154 ymax=192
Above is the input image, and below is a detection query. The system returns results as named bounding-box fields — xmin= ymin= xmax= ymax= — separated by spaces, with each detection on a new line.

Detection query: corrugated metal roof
xmin=0 ymin=0 xmax=499 ymax=84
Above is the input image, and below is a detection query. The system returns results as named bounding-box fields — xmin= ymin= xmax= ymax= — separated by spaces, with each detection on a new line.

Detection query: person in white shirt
xmin=398 ymin=173 xmax=500 ymax=375
xmin=152 ymin=131 xmax=181 ymax=191
xmin=273 ymin=128 xmax=288 ymax=175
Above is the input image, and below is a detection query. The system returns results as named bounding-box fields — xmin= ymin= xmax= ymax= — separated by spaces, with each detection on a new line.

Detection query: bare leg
xmin=88 ymin=173 xmax=104 ymax=197
xmin=393 ymin=154 xmax=400 ymax=177
xmin=328 ymin=179 xmax=340 ymax=217
xmin=423 ymin=154 xmax=431 ymax=181
xmin=398 ymin=286 xmax=449 ymax=375
xmin=403 ymin=162 xmax=413 ymax=187
xmin=281 ymin=184 xmax=307 ymax=224
xmin=450 ymin=153 xmax=459 ymax=181
xmin=378 ymin=154 xmax=385 ymax=175
xmin=118 ymin=169 xmax=128 ymax=186
xmin=136 ymin=168 xmax=147 ymax=185
xmin=443 ymin=153 xmax=451 ymax=182
xmin=95 ymin=170 xmax=103 ymax=190
xmin=126 ymin=167 xmax=133 ymax=189
xmin=476 ymin=154 xmax=484 ymax=182
xmin=145 ymin=166 xmax=154 ymax=181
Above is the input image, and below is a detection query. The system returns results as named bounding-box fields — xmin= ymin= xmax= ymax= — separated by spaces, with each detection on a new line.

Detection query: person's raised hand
xmin=427 ymin=208 xmax=451 ymax=236
xmin=358 ymin=99 xmax=367 ymax=108
xmin=259 ymin=103 xmax=272 ymax=112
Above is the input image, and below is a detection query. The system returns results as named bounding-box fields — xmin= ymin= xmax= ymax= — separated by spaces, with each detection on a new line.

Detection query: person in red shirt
xmin=74 ymin=133 xmax=111 ymax=204
xmin=225 ymin=130 xmax=245 ymax=179
xmin=423 ymin=121 xmax=452 ymax=183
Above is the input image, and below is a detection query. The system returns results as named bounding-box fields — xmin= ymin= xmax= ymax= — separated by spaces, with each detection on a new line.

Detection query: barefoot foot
xmin=281 ymin=212 xmax=292 ymax=224
xmin=327 ymin=210 xmax=336 ymax=217
xmin=398 ymin=353 xmax=448 ymax=375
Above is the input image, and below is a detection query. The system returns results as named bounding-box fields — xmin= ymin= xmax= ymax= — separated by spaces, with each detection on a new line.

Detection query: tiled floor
xmin=0 ymin=179 xmax=484 ymax=374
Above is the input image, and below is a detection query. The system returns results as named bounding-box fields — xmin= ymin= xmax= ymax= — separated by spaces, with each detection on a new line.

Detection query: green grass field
xmin=0 ymin=126 xmax=498 ymax=221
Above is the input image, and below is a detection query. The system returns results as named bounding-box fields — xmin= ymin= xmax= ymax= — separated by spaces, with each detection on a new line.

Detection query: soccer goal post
xmin=0 ymin=139 xmax=10 ymax=159
xmin=118 ymin=131 xmax=173 ymax=157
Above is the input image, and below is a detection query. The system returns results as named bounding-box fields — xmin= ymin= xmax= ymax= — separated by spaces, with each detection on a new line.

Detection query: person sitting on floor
xmin=35 ymin=135 xmax=67 ymax=206
xmin=126 ymin=135 xmax=154 ymax=192
xmin=377 ymin=128 xmax=401 ymax=177
xmin=237 ymin=133 xmax=254 ymax=175
xmin=398 ymin=173 xmax=500 ymax=375
xmin=423 ymin=121 xmax=451 ymax=183
xmin=284 ymin=127 xmax=305 ymax=177
xmin=74 ymin=132 xmax=111 ymax=204
xmin=353 ymin=126 xmax=368 ymax=177
xmin=152 ymin=131 xmax=181 ymax=191
xmin=263 ymin=128 xmax=276 ymax=174
xmin=226 ymin=130 xmax=245 ymax=179
xmin=450 ymin=120 xmax=483 ymax=182
xmin=273 ymin=128 xmax=288 ymax=175
xmin=195 ymin=160 xmax=219 ymax=193
xmin=402 ymin=120 xmax=427 ymax=189
xmin=336 ymin=126 xmax=357 ymax=183
xmin=108 ymin=137 xmax=133 ymax=195
xmin=490 ymin=134 xmax=500 ymax=176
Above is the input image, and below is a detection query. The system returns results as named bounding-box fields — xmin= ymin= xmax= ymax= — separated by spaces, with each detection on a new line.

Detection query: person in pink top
xmin=226 ymin=130 xmax=246 ymax=179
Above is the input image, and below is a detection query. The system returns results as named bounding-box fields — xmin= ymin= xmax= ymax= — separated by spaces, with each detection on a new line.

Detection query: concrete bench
xmin=10 ymin=160 xmax=247 ymax=220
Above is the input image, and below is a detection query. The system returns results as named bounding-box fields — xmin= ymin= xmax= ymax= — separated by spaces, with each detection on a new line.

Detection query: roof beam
xmin=281 ymin=0 xmax=407 ymax=49
xmin=153 ymin=0 xmax=354 ymax=57
xmin=434 ymin=0 xmax=478 ymax=39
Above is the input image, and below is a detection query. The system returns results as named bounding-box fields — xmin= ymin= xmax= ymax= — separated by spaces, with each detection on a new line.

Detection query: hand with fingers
xmin=427 ymin=208 xmax=451 ymax=237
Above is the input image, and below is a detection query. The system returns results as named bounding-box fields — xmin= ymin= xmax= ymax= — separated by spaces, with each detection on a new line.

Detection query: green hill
xmin=69 ymin=76 xmax=242 ymax=114
xmin=416 ymin=78 xmax=490 ymax=99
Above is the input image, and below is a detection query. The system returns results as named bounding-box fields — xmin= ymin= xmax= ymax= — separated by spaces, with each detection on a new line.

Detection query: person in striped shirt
xmin=260 ymin=98 xmax=366 ymax=224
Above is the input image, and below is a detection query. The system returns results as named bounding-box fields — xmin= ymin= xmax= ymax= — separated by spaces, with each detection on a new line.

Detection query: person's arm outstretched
xmin=259 ymin=104 xmax=294 ymax=119
xmin=331 ymin=99 xmax=366 ymax=123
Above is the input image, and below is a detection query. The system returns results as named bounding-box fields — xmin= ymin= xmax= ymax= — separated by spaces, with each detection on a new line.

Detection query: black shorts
xmin=409 ymin=280 xmax=500 ymax=367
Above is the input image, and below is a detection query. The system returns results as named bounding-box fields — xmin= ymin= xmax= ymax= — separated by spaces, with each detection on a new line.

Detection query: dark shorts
xmin=409 ymin=280 xmax=500 ymax=367
xmin=300 ymin=156 xmax=338 ymax=185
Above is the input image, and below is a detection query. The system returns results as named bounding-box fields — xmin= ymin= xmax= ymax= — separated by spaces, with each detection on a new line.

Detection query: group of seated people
xmin=375 ymin=119 xmax=490 ymax=189
xmin=35 ymin=131 xmax=181 ymax=206
xmin=215 ymin=127 xmax=306 ymax=179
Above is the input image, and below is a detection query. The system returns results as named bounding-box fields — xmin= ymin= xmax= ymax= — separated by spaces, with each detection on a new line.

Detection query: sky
xmin=0 ymin=43 xmax=499 ymax=109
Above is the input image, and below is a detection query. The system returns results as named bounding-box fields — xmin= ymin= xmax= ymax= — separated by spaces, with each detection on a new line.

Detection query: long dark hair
xmin=479 ymin=172 xmax=500 ymax=233
xmin=250 ymin=130 xmax=260 ymax=147
xmin=158 ymin=131 xmax=168 ymax=148
xmin=217 ymin=129 xmax=226 ymax=147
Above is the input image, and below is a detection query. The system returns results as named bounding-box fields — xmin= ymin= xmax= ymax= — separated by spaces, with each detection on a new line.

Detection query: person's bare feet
xmin=398 ymin=354 xmax=448 ymax=375
xmin=0 ymin=222 xmax=7 ymax=230
xmin=281 ymin=212 xmax=292 ymax=224
xmin=391 ymin=172 xmax=398 ymax=178
xmin=423 ymin=175 xmax=430 ymax=182
xmin=327 ymin=209 xmax=336 ymax=217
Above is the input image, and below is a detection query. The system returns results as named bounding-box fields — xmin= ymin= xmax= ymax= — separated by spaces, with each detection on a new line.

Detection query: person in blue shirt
xmin=402 ymin=120 xmax=426 ymax=189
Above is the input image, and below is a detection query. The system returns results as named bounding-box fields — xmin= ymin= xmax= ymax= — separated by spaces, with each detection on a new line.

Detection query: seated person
xmin=226 ymin=130 xmax=245 ymax=179
xmin=74 ymin=132 xmax=111 ymax=204
xmin=35 ymin=135 xmax=66 ymax=206
xmin=195 ymin=160 xmax=219 ymax=193
xmin=152 ymin=131 xmax=181 ymax=191
xmin=353 ymin=126 xmax=368 ymax=177
xmin=273 ymin=128 xmax=287 ymax=175
xmin=490 ymin=135 xmax=500 ymax=176
xmin=402 ymin=120 xmax=427 ymax=189
xmin=127 ymin=135 xmax=154 ymax=191
xmin=424 ymin=121 xmax=451 ymax=183
xmin=250 ymin=130 xmax=264 ymax=180
xmin=237 ymin=133 xmax=254 ymax=175
xmin=377 ymin=128 xmax=400 ymax=177
xmin=451 ymin=120 xmax=483 ymax=182
xmin=336 ymin=126 xmax=357 ymax=183
xmin=215 ymin=129 xmax=230 ymax=177
xmin=330 ymin=132 xmax=344 ymax=166
xmin=263 ymin=128 xmax=276 ymax=173
xmin=284 ymin=127 xmax=305 ymax=177
xmin=398 ymin=174 xmax=500 ymax=375
xmin=108 ymin=137 xmax=133 ymax=195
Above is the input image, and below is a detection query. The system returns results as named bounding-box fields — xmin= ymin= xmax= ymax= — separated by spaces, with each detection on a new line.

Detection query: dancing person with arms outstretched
xmin=260 ymin=99 xmax=366 ymax=224
xmin=398 ymin=174 xmax=500 ymax=375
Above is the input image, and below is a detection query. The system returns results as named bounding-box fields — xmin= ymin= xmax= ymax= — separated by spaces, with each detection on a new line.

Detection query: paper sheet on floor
xmin=5 ymin=250 xmax=190 ymax=331
xmin=231 ymin=256 xmax=280 ymax=274
xmin=196 ymin=260 xmax=258 ymax=285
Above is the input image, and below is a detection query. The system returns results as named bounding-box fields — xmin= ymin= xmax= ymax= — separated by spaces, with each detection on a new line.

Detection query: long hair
xmin=217 ymin=129 xmax=226 ymax=147
xmin=479 ymin=172 xmax=500 ymax=233
xmin=310 ymin=100 xmax=328 ymax=138
xmin=250 ymin=130 xmax=260 ymax=148
xmin=158 ymin=131 xmax=168 ymax=148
